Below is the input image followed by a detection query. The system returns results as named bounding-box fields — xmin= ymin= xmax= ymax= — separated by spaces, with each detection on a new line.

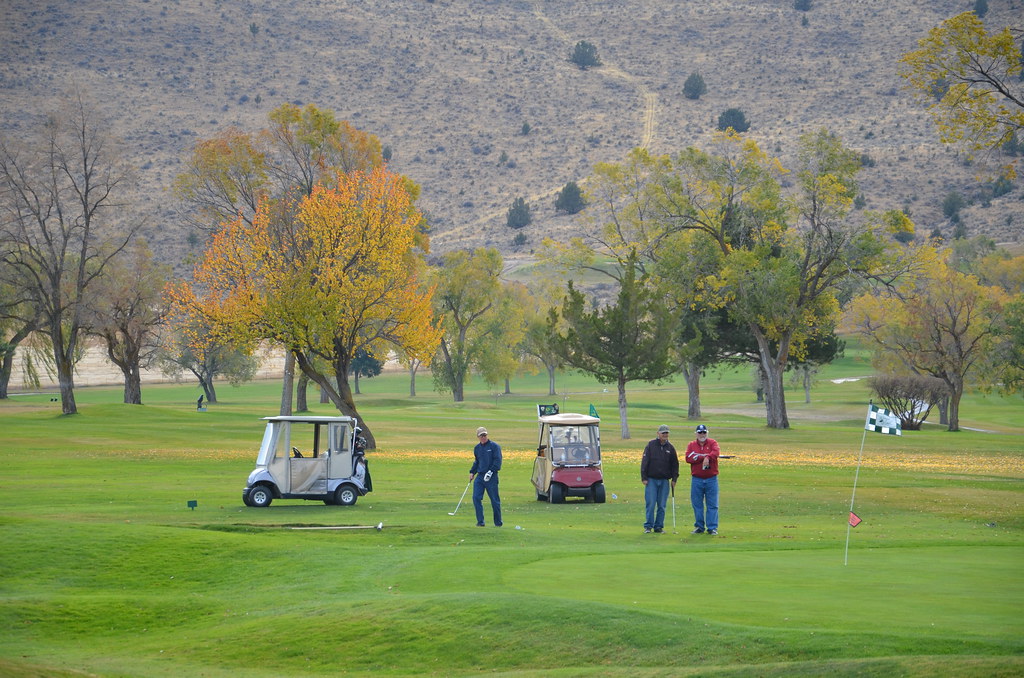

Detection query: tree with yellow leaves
xmin=846 ymin=253 xmax=1009 ymax=432
xmin=899 ymin=11 xmax=1024 ymax=173
xmin=168 ymin=166 xmax=440 ymax=448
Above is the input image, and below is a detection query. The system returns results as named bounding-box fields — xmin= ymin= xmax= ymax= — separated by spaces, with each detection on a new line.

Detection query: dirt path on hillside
xmin=434 ymin=3 xmax=658 ymax=246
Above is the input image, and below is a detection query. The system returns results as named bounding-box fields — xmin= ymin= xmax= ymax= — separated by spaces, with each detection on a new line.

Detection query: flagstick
xmin=845 ymin=410 xmax=870 ymax=566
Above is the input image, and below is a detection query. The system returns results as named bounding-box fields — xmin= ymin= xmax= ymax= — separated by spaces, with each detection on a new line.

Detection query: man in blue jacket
xmin=470 ymin=426 xmax=503 ymax=527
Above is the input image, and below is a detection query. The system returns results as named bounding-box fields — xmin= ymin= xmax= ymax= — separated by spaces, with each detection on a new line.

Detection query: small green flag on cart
xmin=589 ymin=404 xmax=599 ymax=418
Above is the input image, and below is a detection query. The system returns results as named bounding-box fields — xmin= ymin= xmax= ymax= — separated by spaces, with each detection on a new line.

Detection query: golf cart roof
xmin=538 ymin=413 xmax=600 ymax=426
xmin=261 ymin=415 xmax=356 ymax=424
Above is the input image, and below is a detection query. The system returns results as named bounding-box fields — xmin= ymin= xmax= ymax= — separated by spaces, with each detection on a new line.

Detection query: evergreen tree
xmin=507 ymin=197 xmax=532 ymax=228
xmin=554 ymin=181 xmax=586 ymax=214
xmin=350 ymin=348 xmax=384 ymax=395
xmin=717 ymin=108 xmax=750 ymax=132
xmin=683 ymin=72 xmax=707 ymax=100
xmin=570 ymin=41 xmax=602 ymax=69
xmin=549 ymin=255 xmax=675 ymax=439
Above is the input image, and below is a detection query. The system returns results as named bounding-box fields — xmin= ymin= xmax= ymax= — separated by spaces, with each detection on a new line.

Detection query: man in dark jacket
xmin=470 ymin=426 xmax=502 ymax=527
xmin=640 ymin=424 xmax=679 ymax=533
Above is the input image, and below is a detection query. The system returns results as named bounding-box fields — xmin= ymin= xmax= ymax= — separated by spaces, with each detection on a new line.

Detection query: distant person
xmin=470 ymin=426 xmax=502 ymax=527
xmin=196 ymin=394 xmax=204 ymax=410
xmin=640 ymin=425 xmax=679 ymax=534
xmin=685 ymin=424 xmax=721 ymax=535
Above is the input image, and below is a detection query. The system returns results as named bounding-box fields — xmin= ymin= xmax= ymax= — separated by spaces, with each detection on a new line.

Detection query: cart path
xmin=434 ymin=3 xmax=658 ymax=245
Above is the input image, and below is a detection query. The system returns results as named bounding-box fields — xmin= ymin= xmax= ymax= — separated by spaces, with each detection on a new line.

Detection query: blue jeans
xmin=644 ymin=478 xmax=670 ymax=530
xmin=691 ymin=476 xmax=719 ymax=531
xmin=473 ymin=474 xmax=502 ymax=526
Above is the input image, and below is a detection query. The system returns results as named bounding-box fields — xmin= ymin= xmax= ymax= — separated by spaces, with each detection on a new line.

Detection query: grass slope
xmin=1 ymin=357 xmax=1022 ymax=676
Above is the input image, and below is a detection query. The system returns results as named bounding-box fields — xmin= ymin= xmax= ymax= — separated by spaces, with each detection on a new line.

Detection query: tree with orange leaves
xmin=168 ymin=166 xmax=440 ymax=448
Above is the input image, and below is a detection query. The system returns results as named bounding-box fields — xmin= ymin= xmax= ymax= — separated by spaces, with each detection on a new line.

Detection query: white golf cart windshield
xmin=548 ymin=424 xmax=600 ymax=464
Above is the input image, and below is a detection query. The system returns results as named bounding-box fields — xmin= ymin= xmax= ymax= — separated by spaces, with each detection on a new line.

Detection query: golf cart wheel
xmin=549 ymin=482 xmax=565 ymax=504
xmin=248 ymin=485 xmax=273 ymax=508
xmin=592 ymin=483 xmax=606 ymax=504
xmin=334 ymin=484 xmax=358 ymax=506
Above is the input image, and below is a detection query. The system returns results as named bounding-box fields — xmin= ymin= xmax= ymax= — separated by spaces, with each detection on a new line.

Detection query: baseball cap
xmin=657 ymin=425 xmax=670 ymax=433
xmin=476 ymin=426 xmax=488 ymax=436
xmin=695 ymin=424 xmax=708 ymax=433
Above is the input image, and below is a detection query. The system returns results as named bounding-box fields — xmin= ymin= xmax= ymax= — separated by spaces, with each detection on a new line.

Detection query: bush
xmin=942 ymin=191 xmax=965 ymax=222
xmin=570 ymin=41 xmax=601 ymax=69
xmin=507 ymin=197 xmax=532 ymax=229
xmin=512 ymin=232 xmax=527 ymax=247
xmin=717 ymin=108 xmax=750 ymax=133
xmin=869 ymin=374 xmax=949 ymax=430
xmin=683 ymin=73 xmax=707 ymax=100
xmin=794 ymin=0 xmax=812 ymax=9
xmin=554 ymin=181 xmax=586 ymax=215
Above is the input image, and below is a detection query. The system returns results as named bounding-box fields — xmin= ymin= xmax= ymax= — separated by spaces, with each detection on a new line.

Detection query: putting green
xmin=505 ymin=545 xmax=1023 ymax=639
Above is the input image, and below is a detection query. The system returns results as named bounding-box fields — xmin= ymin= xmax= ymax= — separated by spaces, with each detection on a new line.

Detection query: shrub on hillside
xmin=717 ymin=108 xmax=750 ymax=133
xmin=570 ymin=41 xmax=601 ymax=69
xmin=507 ymin=197 xmax=532 ymax=229
xmin=554 ymin=181 xmax=586 ymax=214
xmin=683 ymin=72 xmax=707 ymax=100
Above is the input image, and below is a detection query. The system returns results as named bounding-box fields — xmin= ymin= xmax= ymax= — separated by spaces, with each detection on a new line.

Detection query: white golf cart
xmin=531 ymin=404 xmax=606 ymax=503
xmin=242 ymin=415 xmax=371 ymax=508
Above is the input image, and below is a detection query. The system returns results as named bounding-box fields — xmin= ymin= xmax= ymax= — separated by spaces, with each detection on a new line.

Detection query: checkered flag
xmin=864 ymin=403 xmax=901 ymax=436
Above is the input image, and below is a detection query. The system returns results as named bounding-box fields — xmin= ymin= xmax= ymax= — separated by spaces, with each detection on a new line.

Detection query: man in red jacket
xmin=684 ymin=424 xmax=720 ymax=535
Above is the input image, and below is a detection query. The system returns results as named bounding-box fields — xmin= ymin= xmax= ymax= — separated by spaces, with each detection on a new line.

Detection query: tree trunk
xmin=947 ymin=382 xmax=962 ymax=432
xmin=753 ymin=329 xmax=790 ymax=429
xmin=279 ymin=351 xmax=294 ymax=416
xmin=0 ymin=322 xmax=35 ymax=399
xmin=320 ymin=386 xmax=330 ymax=404
xmin=802 ymin=367 xmax=812 ymax=404
xmin=354 ymin=372 xmax=361 ymax=395
xmin=617 ymin=374 xmax=630 ymax=440
xmin=296 ymin=372 xmax=309 ymax=412
xmin=121 ymin=363 xmax=142 ymax=405
xmin=408 ymin=360 xmax=419 ymax=397
xmin=547 ymin=363 xmax=556 ymax=396
xmin=50 ymin=327 xmax=78 ymax=415
xmin=682 ymin=362 xmax=702 ymax=419
xmin=504 ymin=378 xmax=511 ymax=395
xmin=937 ymin=395 xmax=949 ymax=426
xmin=203 ymin=379 xmax=218 ymax=403
xmin=0 ymin=345 xmax=15 ymax=399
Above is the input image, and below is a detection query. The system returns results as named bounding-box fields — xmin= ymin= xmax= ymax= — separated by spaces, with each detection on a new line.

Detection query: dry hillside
xmin=1 ymin=0 xmax=1022 ymax=270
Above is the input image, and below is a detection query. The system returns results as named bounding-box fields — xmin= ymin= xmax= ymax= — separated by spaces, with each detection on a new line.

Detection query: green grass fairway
xmin=1 ymin=357 xmax=1022 ymax=677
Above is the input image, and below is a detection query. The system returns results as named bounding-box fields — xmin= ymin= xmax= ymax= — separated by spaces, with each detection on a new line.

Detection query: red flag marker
xmin=849 ymin=512 xmax=862 ymax=527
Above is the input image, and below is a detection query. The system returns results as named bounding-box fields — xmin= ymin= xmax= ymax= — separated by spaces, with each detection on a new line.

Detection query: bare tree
xmin=84 ymin=242 xmax=170 ymax=404
xmin=0 ymin=94 xmax=136 ymax=414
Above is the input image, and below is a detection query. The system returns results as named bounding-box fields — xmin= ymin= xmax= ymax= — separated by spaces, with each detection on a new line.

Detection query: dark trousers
xmin=473 ymin=474 xmax=502 ymax=526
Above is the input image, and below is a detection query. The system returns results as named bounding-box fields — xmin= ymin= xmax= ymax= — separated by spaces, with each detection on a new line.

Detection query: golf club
xmin=448 ymin=479 xmax=472 ymax=515
xmin=671 ymin=483 xmax=677 ymax=533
